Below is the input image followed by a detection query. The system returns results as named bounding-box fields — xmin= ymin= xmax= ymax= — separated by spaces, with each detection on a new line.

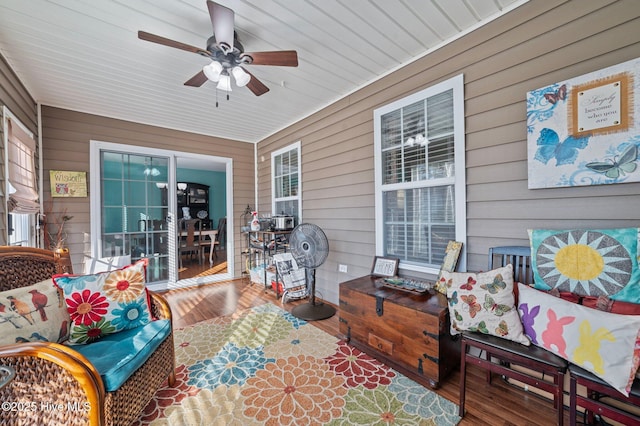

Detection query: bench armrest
xmin=149 ymin=290 xmax=172 ymax=321
xmin=0 ymin=342 xmax=104 ymax=425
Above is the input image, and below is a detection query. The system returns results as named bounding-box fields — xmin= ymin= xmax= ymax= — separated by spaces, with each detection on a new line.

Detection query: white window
xmin=271 ymin=142 xmax=301 ymax=223
xmin=374 ymin=74 xmax=466 ymax=274
xmin=8 ymin=213 xmax=31 ymax=246
xmin=4 ymin=110 xmax=39 ymax=214
xmin=3 ymin=107 xmax=38 ymax=246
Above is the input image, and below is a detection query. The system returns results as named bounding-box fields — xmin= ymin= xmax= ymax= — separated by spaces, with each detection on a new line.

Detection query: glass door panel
xmin=100 ymin=152 xmax=170 ymax=283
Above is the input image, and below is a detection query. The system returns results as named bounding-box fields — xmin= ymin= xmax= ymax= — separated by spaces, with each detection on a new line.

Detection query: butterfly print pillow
xmin=442 ymin=264 xmax=530 ymax=345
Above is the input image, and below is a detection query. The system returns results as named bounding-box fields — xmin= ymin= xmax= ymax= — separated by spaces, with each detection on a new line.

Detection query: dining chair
xmin=178 ymin=218 xmax=205 ymax=267
xmin=212 ymin=217 xmax=227 ymax=257
xmin=197 ymin=219 xmax=214 ymax=264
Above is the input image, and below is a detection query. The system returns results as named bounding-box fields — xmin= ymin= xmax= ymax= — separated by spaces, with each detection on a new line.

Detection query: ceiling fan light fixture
xmin=138 ymin=1 xmax=298 ymax=96
xmin=217 ymin=74 xmax=232 ymax=92
xmin=203 ymin=60 xmax=223 ymax=82
xmin=231 ymin=66 xmax=250 ymax=87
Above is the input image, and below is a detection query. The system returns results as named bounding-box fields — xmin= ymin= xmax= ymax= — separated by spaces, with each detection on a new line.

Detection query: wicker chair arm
xmin=149 ymin=291 xmax=172 ymax=321
xmin=0 ymin=342 xmax=104 ymax=426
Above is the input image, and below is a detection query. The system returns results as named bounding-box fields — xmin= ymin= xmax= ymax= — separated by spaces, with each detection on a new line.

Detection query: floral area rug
xmin=132 ymin=303 xmax=460 ymax=426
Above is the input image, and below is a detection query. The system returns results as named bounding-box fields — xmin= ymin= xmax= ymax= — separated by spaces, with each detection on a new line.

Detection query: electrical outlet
xmin=338 ymin=264 xmax=348 ymax=273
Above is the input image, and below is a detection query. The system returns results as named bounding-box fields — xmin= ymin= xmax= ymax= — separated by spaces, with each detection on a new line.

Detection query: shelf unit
xmin=242 ymin=229 xmax=291 ymax=297
xmin=177 ymin=182 xmax=211 ymax=229
xmin=240 ymin=209 xmax=252 ymax=282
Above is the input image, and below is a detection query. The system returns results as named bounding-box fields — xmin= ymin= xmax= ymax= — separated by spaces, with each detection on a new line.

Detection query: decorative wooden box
xmin=339 ymin=275 xmax=460 ymax=388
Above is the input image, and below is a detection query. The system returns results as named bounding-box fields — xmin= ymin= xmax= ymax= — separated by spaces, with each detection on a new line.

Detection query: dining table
xmin=199 ymin=229 xmax=218 ymax=264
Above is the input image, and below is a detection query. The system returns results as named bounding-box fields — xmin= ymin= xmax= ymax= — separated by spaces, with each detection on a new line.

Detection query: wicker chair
xmin=0 ymin=246 xmax=175 ymax=426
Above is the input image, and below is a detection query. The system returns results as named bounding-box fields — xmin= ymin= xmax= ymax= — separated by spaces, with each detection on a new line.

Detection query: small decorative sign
xmin=440 ymin=241 xmax=463 ymax=275
xmin=50 ymin=170 xmax=87 ymax=197
xmin=371 ymin=256 xmax=399 ymax=277
xmin=572 ymin=73 xmax=629 ymax=137
xmin=435 ymin=241 xmax=463 ymax=294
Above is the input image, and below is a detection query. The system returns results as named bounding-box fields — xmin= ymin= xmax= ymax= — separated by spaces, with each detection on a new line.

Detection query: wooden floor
xmin=178 ymin=249 xmax=228 ymax=280
xmin=159 ymin=279 xmax=571 ymax=426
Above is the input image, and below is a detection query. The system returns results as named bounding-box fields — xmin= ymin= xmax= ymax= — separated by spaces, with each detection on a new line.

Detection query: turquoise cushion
xmin=73 ymin=319 xmax=170 ymax=392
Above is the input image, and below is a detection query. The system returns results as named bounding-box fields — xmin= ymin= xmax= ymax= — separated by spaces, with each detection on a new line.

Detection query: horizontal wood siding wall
xmin=0 ymin=54 xmax=38 ymax=245
xmin=257 ymin=0 xmax=640 ymax=304
xmin=41 ymin=106 xmax=254 ymax=273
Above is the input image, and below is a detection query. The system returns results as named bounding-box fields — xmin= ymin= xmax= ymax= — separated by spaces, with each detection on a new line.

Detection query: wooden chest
xmin=339 ymin=275 xmax=459 ymax=388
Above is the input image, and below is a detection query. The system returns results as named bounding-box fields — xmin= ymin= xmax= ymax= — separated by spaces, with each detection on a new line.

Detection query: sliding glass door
xmin=100 ymin=151 xmax=171 ymax=282
xmin=91 ymin=140 xmax=235 ymax=288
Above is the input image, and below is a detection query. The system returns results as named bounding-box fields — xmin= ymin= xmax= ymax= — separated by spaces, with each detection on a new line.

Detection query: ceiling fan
xmin=138 ymin=0 xmax=298 ymax=97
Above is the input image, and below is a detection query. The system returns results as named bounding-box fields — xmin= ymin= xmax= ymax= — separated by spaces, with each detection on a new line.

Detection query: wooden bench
xmin=458 ymin=246 xmax=568 ymax=426
xmin=569 ymin=364 xmax=640 ymax=425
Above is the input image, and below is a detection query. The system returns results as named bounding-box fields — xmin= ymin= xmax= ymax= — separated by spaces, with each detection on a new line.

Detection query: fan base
xmin=291 ymin=302 xmax=336 ymax=321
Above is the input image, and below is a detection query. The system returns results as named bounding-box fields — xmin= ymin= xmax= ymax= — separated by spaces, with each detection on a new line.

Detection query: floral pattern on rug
xmin=135 ymin=364 xmax=200 ymax=424
xmin=242 ymin=355 xmax=347 ymax=425
xmin=188 ymin=342 xmax=275 ymax=388
xmin=153 ymin=385 xmax=250 ymax=426
xmin=227 ymin=311 xmax=294 ymax=348
xmin=325 ymin=341 xmax=396 ymax=389
xmin=133 ymin=303 xmax=460 ymax=426
xmin=389 ymin=375 xmax=461 ymax=424
xmin=264 ymin=323 xmax=339 ymax=360
xmin=174 ymin=316 xmax=234 ymax=366
xmin=327 ymin=385 xmax=435 ymax=426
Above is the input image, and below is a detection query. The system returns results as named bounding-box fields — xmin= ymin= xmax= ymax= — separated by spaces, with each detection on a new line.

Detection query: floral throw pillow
xmin=442 ymin=264 xmax=530 ymax=345
xmin=53 ymin=259 xmax=152 ymax=345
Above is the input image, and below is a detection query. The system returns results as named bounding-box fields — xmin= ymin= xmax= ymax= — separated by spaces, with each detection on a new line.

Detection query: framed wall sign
xmin=435 ymin=241 xmax=463 ymax=294
xmin=50 ymin=170 xmax=87 ymax=197
xmin=371 ymin=256 xmax=399 ymax=277
xmin=439 ymin=241 xmax=463 ymax=276
xmin=527 ymin=57 xmax=640 ymax=189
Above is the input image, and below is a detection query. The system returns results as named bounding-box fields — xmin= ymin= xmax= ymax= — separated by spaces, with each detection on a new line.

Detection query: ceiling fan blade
xmin=242 ymin=68 xmax=270 ymax=96
xmin=242 ymin=51 xmax=298 ymax=67
xmin=207 ymin=0 xmax=234 ymax=49
xmin=184 ymin=70 xmax=208 ymax=87
xmin=138 ymin=31 xmax=210 ymax=57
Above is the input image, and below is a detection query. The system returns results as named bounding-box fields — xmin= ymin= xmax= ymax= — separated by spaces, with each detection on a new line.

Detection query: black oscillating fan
xmin=288 ymin=223 xmax=335 ymax=320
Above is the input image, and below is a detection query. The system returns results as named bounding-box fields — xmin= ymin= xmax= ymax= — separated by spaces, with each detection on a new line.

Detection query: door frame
xmin=89 ymin=141 xmax=235 ymax=289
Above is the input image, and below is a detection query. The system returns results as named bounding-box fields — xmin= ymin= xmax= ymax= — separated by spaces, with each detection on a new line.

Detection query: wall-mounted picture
xmin=50 ymin=170 xmax=87 ymax=197
xmin=527 ymin=56 xmax=640 ymax=189
xmin=435 ymin=241 xmax=463 ymax=294
xmin=371 ymin=256 xmax=399 ymax=277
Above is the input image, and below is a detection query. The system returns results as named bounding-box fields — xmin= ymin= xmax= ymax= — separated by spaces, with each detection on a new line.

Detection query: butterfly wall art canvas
xmin=527 ymin=56 xmax=640 ymax=188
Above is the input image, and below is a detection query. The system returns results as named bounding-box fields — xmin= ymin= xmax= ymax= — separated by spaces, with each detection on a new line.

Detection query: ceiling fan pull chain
xmin=216 ymin=88 xmax=219 ymax=108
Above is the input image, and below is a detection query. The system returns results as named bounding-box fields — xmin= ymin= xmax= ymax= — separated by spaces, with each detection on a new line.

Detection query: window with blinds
xmin=374 ymin=75 xmax=466 ymax=273
xmin=6 ymin=117 xmax=39 ymax=214
xmin=272 ymin=142 xmax=301 ymax=221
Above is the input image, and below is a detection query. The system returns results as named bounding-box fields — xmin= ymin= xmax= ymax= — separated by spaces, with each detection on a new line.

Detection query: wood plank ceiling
xmin=0 ymin=0 xmax=527 ymax=143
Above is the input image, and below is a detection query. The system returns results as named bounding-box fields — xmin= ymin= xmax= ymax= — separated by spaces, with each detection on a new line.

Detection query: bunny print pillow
xmin=517 ymin=282 xmax=640 ymax=396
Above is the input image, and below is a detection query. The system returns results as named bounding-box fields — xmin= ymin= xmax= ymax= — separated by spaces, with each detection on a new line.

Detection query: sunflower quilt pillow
xmin=529 ymin=228 xmax=640 ymax=303
xmin=53 ymin=259 xmax=152 ymax=345
xmin=442 ymin=264 xmax=530 ymax=345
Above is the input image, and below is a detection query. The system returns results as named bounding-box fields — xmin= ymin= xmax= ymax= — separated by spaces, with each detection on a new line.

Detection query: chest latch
xmin=375 ymin=295 xmax=384 ymax=316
